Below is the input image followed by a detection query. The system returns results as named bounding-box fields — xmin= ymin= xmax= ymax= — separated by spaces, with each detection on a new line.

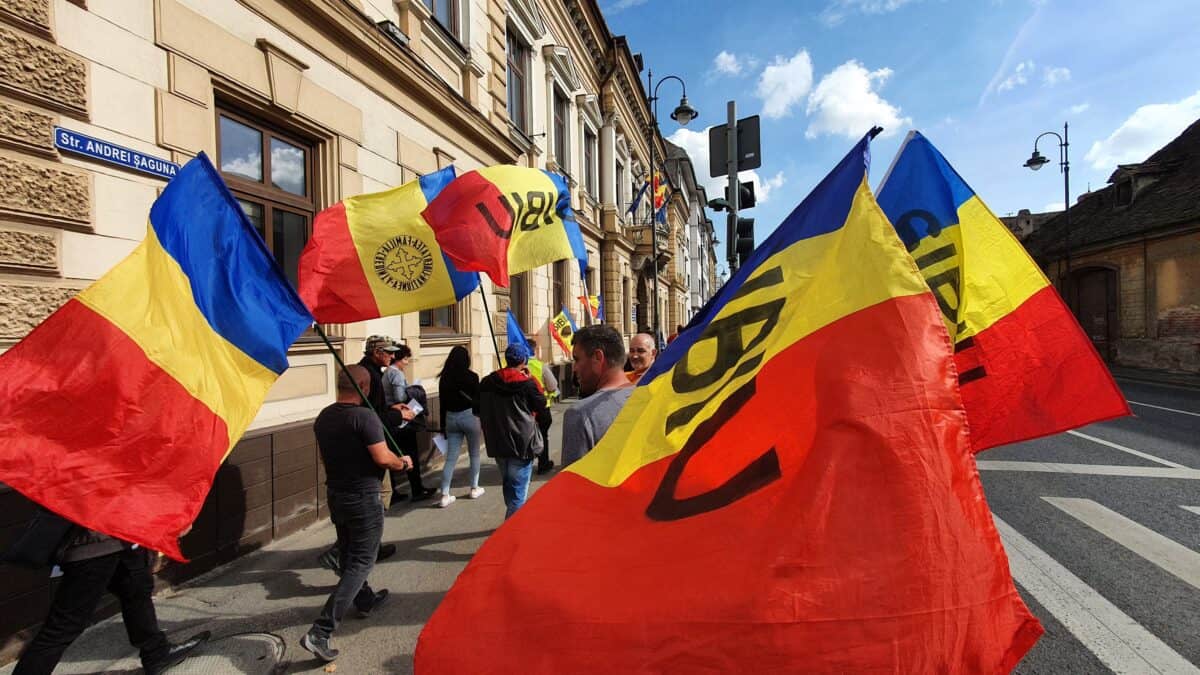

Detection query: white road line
xmin=993 ymin=515 xmax=1200 ymax=674
xmin=1066 ymin=430 xmax=1186 ymax=469
xmin=1044 ymin=498 xmax=1200 ymax=591
xmin=977 ymin=461 xmax=1200 ymax=480
xmin=1128 ymin=400 xmax=1200 ymax=418
xmin=1182 ymin=506 xmax=1200 ymax=516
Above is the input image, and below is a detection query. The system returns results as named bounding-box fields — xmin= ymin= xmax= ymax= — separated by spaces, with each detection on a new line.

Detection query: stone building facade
xmin=0 ymin=0 xmax=716 ymax=659
xmin=1024 ymin=118 xmax=1200 ymax=374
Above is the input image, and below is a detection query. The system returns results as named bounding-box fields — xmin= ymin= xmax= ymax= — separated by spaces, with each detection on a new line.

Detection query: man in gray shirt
xmin=561 ymin=325 xmax=635 ymax=466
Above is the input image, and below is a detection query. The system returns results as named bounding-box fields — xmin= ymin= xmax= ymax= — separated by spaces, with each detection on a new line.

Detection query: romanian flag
xmin=877 ymin=132 xmax=1130 ymax=451
xmin=297 ymin=166 xmax=479 ymax=323
xmin=421 ymin=165 xmax=587 ymax=287
xmin=415 ymin=135 xmax=1042 ymax=672
xmin=578 ymin=294 xmax=602 ymax=321
xmin=0 ymin=154 xmax=313 ymax=561
xmin=652 ymin=170 xmax=668 ymax=209
xmin=506 ymin=308 xmax=532 ymax=360
xmin=550 ymin=307 xmax=577 ymax=359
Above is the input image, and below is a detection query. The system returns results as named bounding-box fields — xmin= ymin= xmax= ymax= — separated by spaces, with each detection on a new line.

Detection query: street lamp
xmin=1024 ymin=123 xmax=1071 ymax=288
xmin=645 ymin=68 xmax=696 ymax=342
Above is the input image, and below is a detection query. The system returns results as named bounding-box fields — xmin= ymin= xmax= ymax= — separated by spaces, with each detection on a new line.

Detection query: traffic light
xmin=724 ymin=181 xmax=756 ymax=209
xmin=735 ymin=217 xmax=754 ymax=267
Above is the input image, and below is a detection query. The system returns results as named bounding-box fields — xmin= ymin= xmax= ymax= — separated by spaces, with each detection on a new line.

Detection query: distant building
xmin=1000 ymin=208 xmax=1059 ymax=241
xmin=1024 ymin=118 xmax=1200 ymax=374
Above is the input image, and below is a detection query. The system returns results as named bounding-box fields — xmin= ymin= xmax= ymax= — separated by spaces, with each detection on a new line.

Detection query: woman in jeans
xmin=437 ymin=345 xmax=482 ymax=508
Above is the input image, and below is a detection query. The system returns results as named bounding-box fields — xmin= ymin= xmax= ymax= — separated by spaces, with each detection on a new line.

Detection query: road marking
xmin=993 ymin=515 xmax=1200 ymax=674
xmin=977 ymin=461 xmax=1200 ymax=480
xmin=1043 ymin=498 xmax=1200 ymax=590
xmin=1066 ymin=430 xmax=1186 ymax=469
xmin=1183 ymin=506 xmax=1200 ymax=516
xmin=1128 ymin=400 xmax=1200 ymax=418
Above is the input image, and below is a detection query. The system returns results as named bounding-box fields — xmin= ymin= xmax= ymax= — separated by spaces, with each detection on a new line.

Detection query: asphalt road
xmin=981 ymin=378 xmax=1200 ymax=674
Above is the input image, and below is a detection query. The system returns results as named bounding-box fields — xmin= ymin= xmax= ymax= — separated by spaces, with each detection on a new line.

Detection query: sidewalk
xmin=1109 ymin=364 xmax=1200 ymax=390
xmin=0 ymin=402 xmax=578 ymax=675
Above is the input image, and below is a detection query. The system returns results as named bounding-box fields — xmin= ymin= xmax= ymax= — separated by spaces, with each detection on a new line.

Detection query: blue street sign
xmin=54 ymin=127 xmax=180 ymax=180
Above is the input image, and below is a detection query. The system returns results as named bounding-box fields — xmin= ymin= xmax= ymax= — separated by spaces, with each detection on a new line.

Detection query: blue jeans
xmin=496 ymin=457 xmax=534 ymax=519
xmin=311 ymin=489 xmax=383 ymax=638
xmin=440 ymin=409 xmax=482 ymax=495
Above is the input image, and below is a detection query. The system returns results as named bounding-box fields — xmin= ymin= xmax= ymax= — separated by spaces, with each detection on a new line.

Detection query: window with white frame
xmin=424 ymin=0 xmax=458 ymax=38
xmin=553 ymin=90 xmax=570 ymax=168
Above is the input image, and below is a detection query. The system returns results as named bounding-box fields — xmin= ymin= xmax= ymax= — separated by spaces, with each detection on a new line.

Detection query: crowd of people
xmin=4 ymin=325 xmax=660 ymax=671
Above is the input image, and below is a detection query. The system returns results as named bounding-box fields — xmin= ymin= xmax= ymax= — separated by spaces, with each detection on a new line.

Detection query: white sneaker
xmin=468 ymin=487 xmax=485 ymax=500
xmin=438 ymin=494 xmax=456 ymax=508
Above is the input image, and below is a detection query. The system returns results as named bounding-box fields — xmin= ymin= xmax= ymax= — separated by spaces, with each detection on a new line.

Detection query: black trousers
xmin=311 ymin=489 xmax=383 ymax=638
xmin=15 ymin=547 xmax=169 ymax=675
xmin=388 ymin=426 xmax=427 ymax=494
xmin=537 ymin=419 xmax=553 ymax=470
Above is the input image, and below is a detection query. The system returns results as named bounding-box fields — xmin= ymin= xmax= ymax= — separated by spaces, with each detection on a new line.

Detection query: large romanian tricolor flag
xmin=421 ymin=165 xmax=587 ymax=287
xmin=0 ymin=154 xmax=313 ymax=560
xmin=415 ymin=135 xmax=1042 ymax=673
xmin=298 ymin=166 xmax=480 ymax=323
xmin=877 ymin=131 xmax=1130 ymax=451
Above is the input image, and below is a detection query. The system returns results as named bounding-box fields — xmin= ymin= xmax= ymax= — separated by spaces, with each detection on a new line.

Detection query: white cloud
xmin=755 ymin=50 xmax=814 ymax=119
xmin=608 ymin=0 xmax=648 ymax=12
xmin=667 ymin=129 xmax=787 ymax=207
xmin=713 ymin=51 xmax=743 ymax=76
xmin=997 ymin=60 xmax=1034 ymax=91
xmin=1085 ymin=91 xmax=1200 ymax=169
xmin=1042 ymin=66 xmax=1070 ymax=86
xmin=820 ymin=0 xmax=918 ymax=27
xmin=804 ymin=60 xmax=910 ymax=139
xmin=1067 ymin=102 xmax=1090 ymax=115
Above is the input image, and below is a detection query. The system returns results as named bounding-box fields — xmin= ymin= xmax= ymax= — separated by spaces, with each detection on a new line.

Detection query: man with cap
xmin=478 ymin=344 xmax=548 ymax=519
xmin=357 ymin=336 xmax=436 ymax=504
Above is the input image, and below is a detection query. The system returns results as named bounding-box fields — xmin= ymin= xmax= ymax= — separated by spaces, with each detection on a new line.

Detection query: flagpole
xmin=313 ymin=323 xmax=405 ymax=454
xmin=477 ymin=286 xmax=502 ymax=370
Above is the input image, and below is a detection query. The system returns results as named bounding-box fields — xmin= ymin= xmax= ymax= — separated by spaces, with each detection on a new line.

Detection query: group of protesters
xmin=4 ymin=324 xmax=660 ymax=671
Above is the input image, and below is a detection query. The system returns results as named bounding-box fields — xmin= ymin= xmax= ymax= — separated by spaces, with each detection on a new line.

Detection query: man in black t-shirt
xmin=301 ymin=365 xmax=413 ymax=663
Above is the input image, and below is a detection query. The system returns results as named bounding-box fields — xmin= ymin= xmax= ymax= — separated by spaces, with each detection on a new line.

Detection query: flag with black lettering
xmin=877 ymin=132 xmax=1130 ymax=451
xmin=414 ymin=134 xmax=1042 ymax=673
xmin=421 ymin=166 xmax=588 ymax=287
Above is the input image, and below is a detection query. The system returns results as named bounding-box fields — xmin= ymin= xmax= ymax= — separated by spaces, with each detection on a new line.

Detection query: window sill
xmin=420 ymin=332 xmax=472 ymax=348
xmin=423 ymin=16 xmax=469 ymax=70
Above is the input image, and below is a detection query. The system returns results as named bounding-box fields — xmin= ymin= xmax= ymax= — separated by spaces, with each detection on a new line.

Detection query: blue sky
xmin=605 ymin=0 xmax=1200 ymax=272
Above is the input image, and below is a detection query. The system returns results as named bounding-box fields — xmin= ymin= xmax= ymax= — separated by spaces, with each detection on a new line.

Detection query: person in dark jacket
xmin=436 ymin=345 xmax=482 ymax=508
xmin=13 ymin=529 xmax=209 ymax=675
xmin=358 ymin=336 xmax=435 ymax=504
xmin=479 ymin=344 xmax=547 ymax=519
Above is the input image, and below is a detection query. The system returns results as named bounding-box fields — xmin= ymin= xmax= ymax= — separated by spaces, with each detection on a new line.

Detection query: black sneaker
xmin=377 ymin=543 xmax=397 ymax=562
xmin=317 ymin=547 xmax=341 ymax=575
xmin=356 ymin=588 xmax=389 ymax=618
xmin=301 ymin=631 xmax=339 ymax=662
xmin=537 ymin=460 xmax=555 ymax=475
xmin=410 ymin=487 xmax=438 ymax=502
xmin=144 ymin=631 xmax=211 ymax=675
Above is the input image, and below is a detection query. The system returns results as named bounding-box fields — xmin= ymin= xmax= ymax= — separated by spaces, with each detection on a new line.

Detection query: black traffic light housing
xmin=735 ymin=216 xmax=754 ymax=267
xmin=724 ymin=181 xmax=756 ymax=209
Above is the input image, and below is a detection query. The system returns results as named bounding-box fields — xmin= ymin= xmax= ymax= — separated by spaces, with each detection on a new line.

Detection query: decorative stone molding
xmin=0 ymin=154 xmax=91 ymax=228
xmin=0 ymin=25 xmax=87 ymax=117
xmin=168 ymin=53 xmax=210 ymax=107
xmin=434 ymin=147 xmax=455 ymax=170
xmin=0 ymin=98 xmax=55 ymax=156
xmin=256 ymin=39 xmax=308 ymax=114
xmin=396 ymin=0 xmax=432 ymax=45
xmin=0 ymin=0 xmax=52 ymax=38
xmin=0 ymin=224 xmax=59 ymax=275
xmin=0 ymin=283 xmax=78 ymax=340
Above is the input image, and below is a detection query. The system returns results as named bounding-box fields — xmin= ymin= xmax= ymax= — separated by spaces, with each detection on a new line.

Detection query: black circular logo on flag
xmin=374 ymin=235 xmax=434 ymax=292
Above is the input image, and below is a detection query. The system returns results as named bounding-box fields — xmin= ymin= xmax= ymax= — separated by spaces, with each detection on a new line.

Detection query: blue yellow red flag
xmin=0 ymin=154 xmax=313 ymax=560
xmin=297 ymin=166 xmax=480 ymax=323
xmin=415 ymin=134 xmax=1042 ymax=673
xmin=550 ymin=307 xmax=577 ymax=358
xmin=876 ymin=131 xmax=1130 ymax=450
xmin=422 ymin=166 xmax=587 ymax=287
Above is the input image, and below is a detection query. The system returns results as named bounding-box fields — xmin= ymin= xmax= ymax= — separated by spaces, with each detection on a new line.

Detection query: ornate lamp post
xmin=1024 ymin=123 xmax=1071 ymax=288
